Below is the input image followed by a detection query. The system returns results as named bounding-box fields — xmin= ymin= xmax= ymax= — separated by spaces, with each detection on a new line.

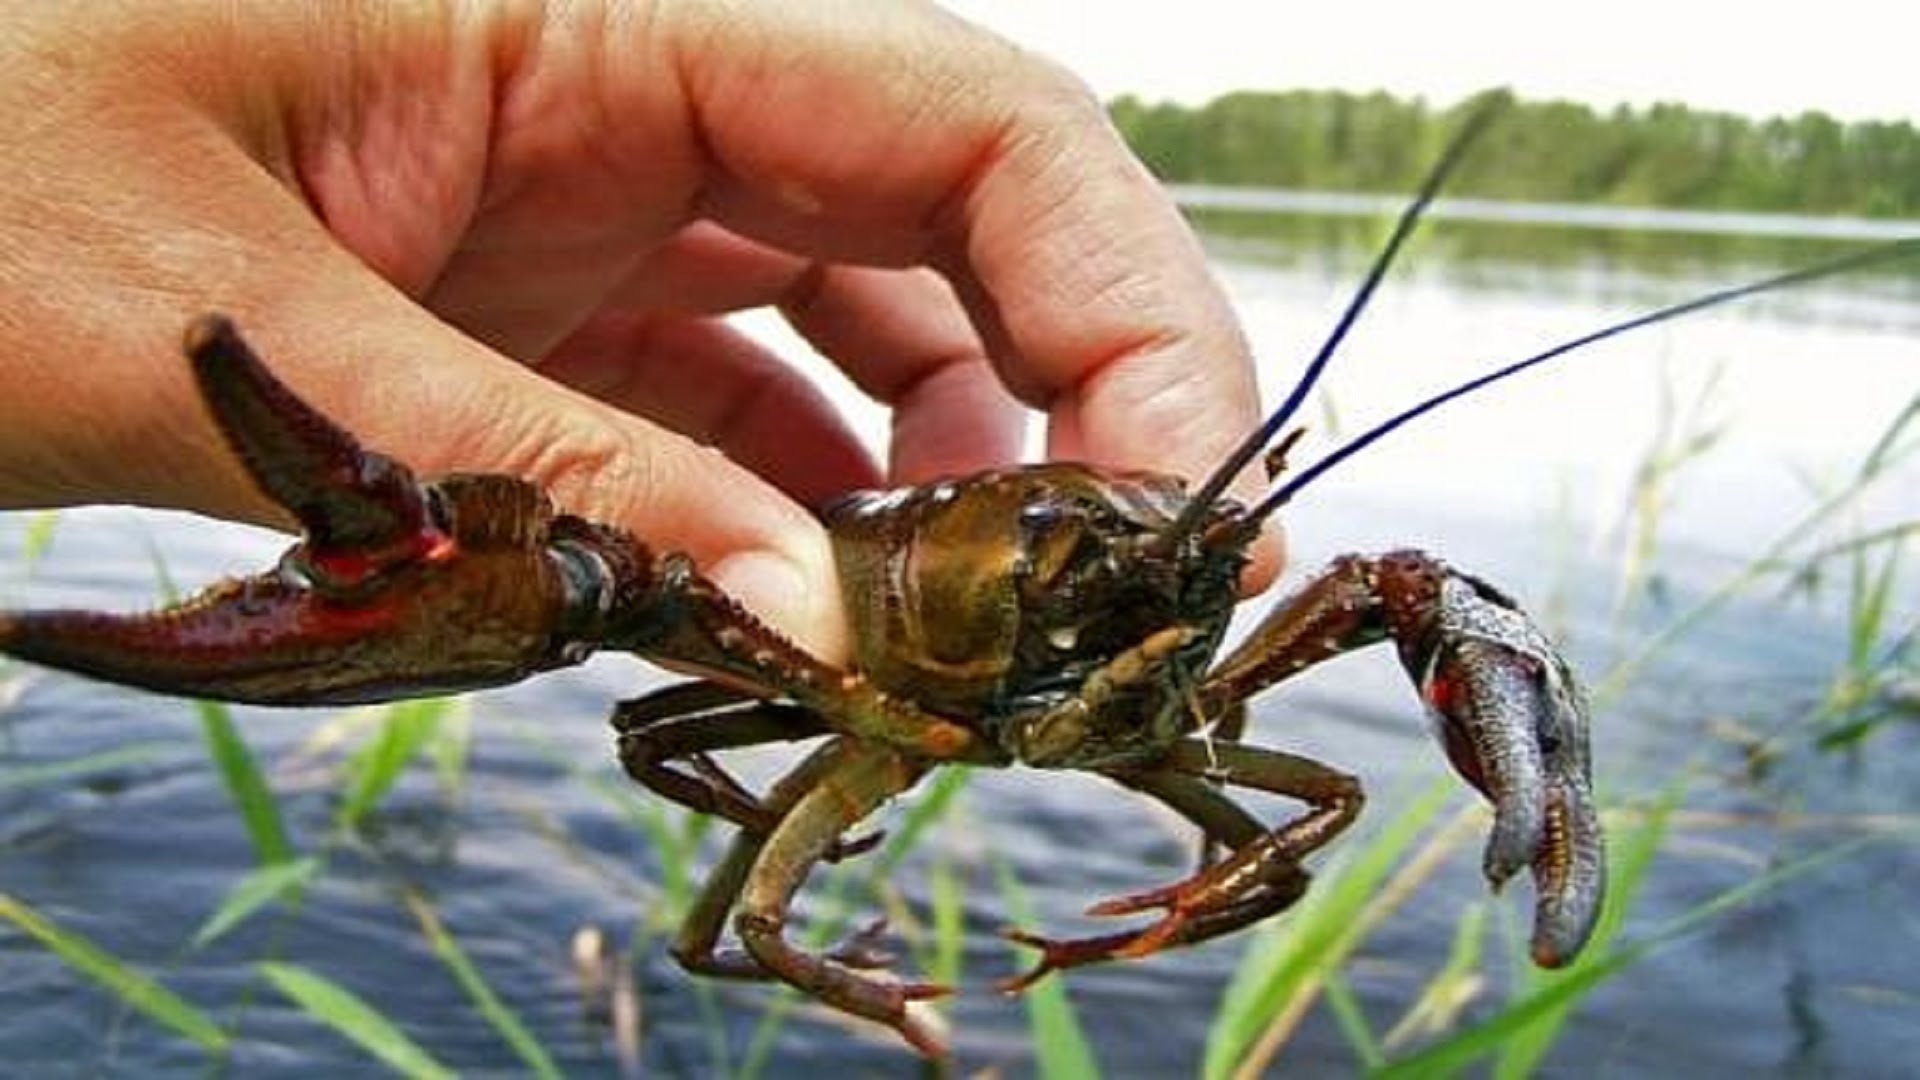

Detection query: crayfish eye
xmin=1016 ymin=500 xmax=1103 ymax=589
xmin=1018 ymin=502 xmax=1061 ymax=529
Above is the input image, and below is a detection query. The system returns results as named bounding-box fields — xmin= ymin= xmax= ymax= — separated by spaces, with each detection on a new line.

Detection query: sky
xmin=943 ymin=1 xmax=1918 ymax=124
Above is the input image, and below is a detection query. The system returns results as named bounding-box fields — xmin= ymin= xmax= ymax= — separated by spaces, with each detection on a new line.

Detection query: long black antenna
xmin=1241 ymin=237 xmax=1920 ymax=520
xmin=1163 ymin=92 xmax=1507 ymax=546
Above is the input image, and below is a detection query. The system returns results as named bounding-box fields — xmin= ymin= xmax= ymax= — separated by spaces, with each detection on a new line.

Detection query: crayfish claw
xmin=184 ymin=314 xmax=444 ymax=573
xmin=1458 ymin=639 xmax=1551 ymax=891
xmin=1528 ymin=773 xmax=1606 ymax=967
xmin=0 ymin=319 xmax=637 ymax=706
xmin=825 ymin=919 xmax=897 ymax=970
xmin=1380 ymin=555 xmax=1605 ymax=966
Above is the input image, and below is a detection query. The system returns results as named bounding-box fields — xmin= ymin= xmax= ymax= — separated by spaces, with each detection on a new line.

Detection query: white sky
xmin=943 ymin=1 xmax=1919 ymax=123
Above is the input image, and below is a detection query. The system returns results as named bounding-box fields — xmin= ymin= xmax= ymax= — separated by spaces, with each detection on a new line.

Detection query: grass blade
xmin=1323 ymin=972 xmax=1385 ymax=1069
xmin=0 ymin=742 xmax=172 ymax=793
xmin=1382 ymin=902 xmax=1487 ymax=1055
xmin=403 ymin=890 xmax=562 ymax=1080
xmin=338 ymin=698 xmax=452 ymax=830
xmin=867 ymin=764 xmax=972 ymax=881
xmin=1206 ymin=778 xmax=1457 ymax=1079
xmin=1375 ymin=828 xmax=1896 ymax=1078
xmin=149 ymin=556 xmax=296 ymax=867
xmin=195 ymin=698 xmax=297 ymax=866
xmin=995 ymin=853 xmax=1102 ymax=1079
xmin=1598 ymin=391 xmax=1920 ymax=703
xmin=259 ymin=961 xmax=453 ymax=1080
xmin=190 ymin=857 xmax=321 ymax=950
xmin=427 ymin=698 xmax=472 ymax=799
xmin=1489 ymin=785 xmax=1679 ymax=1078
xmin=19 ymin=510 xmax=59 ymax=574
xmin=928 ymin=850 xmax=967 ymax=990
xmin=0 ymin=891 xmax=228 ymax=1050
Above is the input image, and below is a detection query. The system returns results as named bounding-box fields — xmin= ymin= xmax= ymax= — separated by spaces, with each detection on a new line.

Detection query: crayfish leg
xmin=1000 ymin=740 xmax=1355 ymax=990
xmin=664 ymin=738 xmax=947 ymax=1056
xmin=612 ymin=687 xmax=880 ymax=862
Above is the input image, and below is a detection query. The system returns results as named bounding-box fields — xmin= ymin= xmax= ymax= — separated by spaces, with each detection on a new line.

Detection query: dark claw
xmin=1449 ymin=639 xmax=1550 ymax=890
xmin=1385 ymin=559 xmax=1605 ymax=966
xmin=183 ymin=314 xmax=445 ymax=580
xmin=0 ymin=320 xmax=628 ymax=705
xmin=997 ymin=927 xmax=1072 ymax=994
xmin=1529 ymin=773 xmax=1606 ymax=966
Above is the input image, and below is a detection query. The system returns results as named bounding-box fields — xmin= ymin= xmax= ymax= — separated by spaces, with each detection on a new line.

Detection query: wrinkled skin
xmin=0 ymin=316 xmax=1604 ymax=1056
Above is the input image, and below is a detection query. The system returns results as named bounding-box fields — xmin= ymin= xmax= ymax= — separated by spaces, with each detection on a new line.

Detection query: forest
xmin=1108 ymin=88 xmax=1920 ymax=218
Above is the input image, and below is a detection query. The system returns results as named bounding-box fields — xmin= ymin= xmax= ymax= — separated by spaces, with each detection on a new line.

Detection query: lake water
xmin=1 ymin=197 xmax=1916 ymax=1076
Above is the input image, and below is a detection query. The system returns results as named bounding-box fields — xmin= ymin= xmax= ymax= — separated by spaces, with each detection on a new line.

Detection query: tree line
xmin=1108 ymin=88 xmax=1920 ymax=218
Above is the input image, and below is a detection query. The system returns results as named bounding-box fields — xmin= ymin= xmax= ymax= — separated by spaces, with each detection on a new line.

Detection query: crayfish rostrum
xmin=4 ymin=109 xmax=1914 ymax=1057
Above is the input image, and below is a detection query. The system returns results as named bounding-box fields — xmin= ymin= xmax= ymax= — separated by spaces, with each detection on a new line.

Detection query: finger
xmin=611 ymin=226 xmax=1028 ymax=483
xmin=664 ymin=2 xmax=1253 ymax=463
xmin=659 ymin=3 xmax=1280 ymax=587
xmin=606 ymin=221 xmax=813 ymax=316
xmin=537 ymin=309 xmax=882 ymax=511
xmin=0 ymin=109 xmax=850 ymax=661
xmin=778 ymin=264 xmax=1027 ymax=483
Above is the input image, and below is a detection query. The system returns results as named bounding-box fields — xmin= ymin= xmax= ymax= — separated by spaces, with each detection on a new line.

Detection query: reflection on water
xmin=1191 ymin=198 xmax=1920 ymax=329
xmin=0 ymin=206 xmax=1916 ymax=1075
xmin=1176 ymin=184 xmax=1920 ymax=242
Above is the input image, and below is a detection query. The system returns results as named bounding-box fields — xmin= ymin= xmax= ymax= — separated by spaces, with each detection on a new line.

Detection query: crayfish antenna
xmin=1252 ymin=235 xmax=1920 ymax=518
xmin=1164 ymin=90 xmax=1509 ymax=551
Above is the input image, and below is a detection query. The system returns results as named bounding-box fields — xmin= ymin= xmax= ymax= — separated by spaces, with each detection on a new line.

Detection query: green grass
xmin=1597 ymin=390 xmax=1920 ymax=712
xmin=402 ymin=889 xmax=562 ymax=1079
xmin=0 ymin=892 xmax=229 ymax=1051
xmin=996 ymin=852 xmax=1101 ymax=1079
xmin=258 ymin=962 xmax=454 ymax=1079
xmin=1204 ymin=778 xmax=1461 ymax=1078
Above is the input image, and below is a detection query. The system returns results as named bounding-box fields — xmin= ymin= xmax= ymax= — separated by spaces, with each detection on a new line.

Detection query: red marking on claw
xmin=303 ymin=527 xmax=457 ymax=590
xmin=1425 ymin=670 xmax=1459 ymax=715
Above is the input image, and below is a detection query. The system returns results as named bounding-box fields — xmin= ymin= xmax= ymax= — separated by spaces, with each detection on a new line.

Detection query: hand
xmin=0 ymin=1 xmax=1276 ymax=659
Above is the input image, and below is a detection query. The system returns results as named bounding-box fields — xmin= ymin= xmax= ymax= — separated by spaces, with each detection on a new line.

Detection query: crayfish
xmin=3 ymin=107 xmax=1914 ymax=1057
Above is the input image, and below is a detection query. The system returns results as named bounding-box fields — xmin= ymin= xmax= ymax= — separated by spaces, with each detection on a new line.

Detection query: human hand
xmin=0 ymin=0 xmax=1276 ymax=659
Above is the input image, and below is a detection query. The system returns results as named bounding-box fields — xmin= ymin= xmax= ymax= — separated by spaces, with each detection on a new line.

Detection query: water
xmin=1 ymin=203 xmax=1916 ymax=1076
